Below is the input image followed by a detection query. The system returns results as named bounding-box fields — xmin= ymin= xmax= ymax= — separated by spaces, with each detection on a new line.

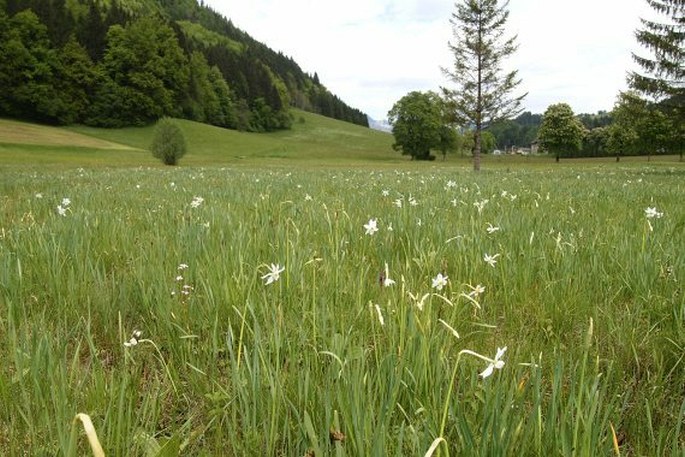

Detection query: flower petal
xmin=479 ymin=363 xmax=495 ymax=379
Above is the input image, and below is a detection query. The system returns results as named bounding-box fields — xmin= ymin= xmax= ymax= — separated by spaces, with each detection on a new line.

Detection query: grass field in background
xmin=2 ymin=113 xmax=683 ymax=169
xmin=1 ymin=161 xmax=684 ymax=455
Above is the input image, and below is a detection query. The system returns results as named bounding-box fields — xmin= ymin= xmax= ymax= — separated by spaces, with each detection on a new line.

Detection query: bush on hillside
xmin=150 ymin=118 xmax=187 ymax=165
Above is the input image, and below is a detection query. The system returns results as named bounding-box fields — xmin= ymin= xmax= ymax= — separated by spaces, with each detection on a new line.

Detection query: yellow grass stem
xmin=72 ymin=413 xmax=105 ymax=457
xmin=609 ymin=422 xmax=621 ymax=456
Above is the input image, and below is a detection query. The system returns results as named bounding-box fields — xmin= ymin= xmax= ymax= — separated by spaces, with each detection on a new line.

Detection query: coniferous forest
xmin=0 ymin=0 xmax=370 ymax=131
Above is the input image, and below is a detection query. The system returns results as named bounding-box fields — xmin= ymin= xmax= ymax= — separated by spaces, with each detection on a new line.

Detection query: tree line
xmin=389 ymin=0 xmax=683 ymax=165
xmin=0 ymin=0 xmax=369 ymax=131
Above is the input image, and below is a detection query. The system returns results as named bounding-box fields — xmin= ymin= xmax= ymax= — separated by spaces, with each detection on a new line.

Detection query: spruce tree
xmin=628 ymin=0 xmax=684 ymax=159
xmin=629 ymin=0 xmax=684 ymax=101
xmin=442 ymin=0 xmax=526 ymax=171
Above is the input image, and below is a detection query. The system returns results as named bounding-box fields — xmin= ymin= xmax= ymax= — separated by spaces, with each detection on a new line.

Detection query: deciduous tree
xmin=388 ymin=91 xmax=443 ymax=160
xmin=538 ymin=103 xmax=585 ymax=161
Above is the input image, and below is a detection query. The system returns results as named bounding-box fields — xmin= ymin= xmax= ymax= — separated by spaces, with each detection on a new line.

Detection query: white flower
xmin=178 ymin=263 xmax=189 ymax=270
xmin=393 ymin=198 xmax=403 ymax=208
xmin=56 ymin=205 xmax=67 ymax=216
xmin=364 ymin=218 xmax=379 ymax=235
xmin=474 ymin=199 xmax=489 ymax=214
xmin=479 ymin=347 xmax=507 ymax=379
xmin=387 ymin=223 xmax=393 ymax=232
xmin=382 ymin=189 xmax=390 ymax=197
xmin=382 ymin=263 xmax=396 ymax=287
xmin=304 ymin=194 xmax=313 ymax=201
xmin=432 ymin=273 xmax=448 ymax=291
xmin=468 ymin=284 xmax=486 ymax=298
xmin=175 ymin=275 xmax=184 ymax=282
xmin=35 ymin=193 xmax=43 ymax=199
xmin=409 ymin=195 xmax=418 ymax=206
xmin=486 ymin=223 xmax=500 ymax=234
xmin=190 ymin=196 xmax=204 ymax=208
xmin=123 ymin=330 xmax=142 ymax=347
xmin=446 ymin=180 xmax=457 ymax=188
xmin=483 ymin=253 xmax=500 ymax=267
xmin=262 ymin=263 xmax=285 ymax=285
xmin=61 ymin=197 xmax=71 ymax=207
xmin=644 ymin=207 xmax=663 ymax=219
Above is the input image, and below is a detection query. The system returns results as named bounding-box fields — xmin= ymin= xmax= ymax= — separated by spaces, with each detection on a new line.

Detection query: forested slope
xmin=0 ymin=0 xmax=369 ymax=131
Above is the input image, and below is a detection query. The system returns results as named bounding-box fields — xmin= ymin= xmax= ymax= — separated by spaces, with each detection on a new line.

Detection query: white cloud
xmin=208 ymin=0 xmax=656 ymax=119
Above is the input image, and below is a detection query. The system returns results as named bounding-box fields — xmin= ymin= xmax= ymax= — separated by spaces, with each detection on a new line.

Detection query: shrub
xmin=150 ymin=118 xmax=187 ymax=165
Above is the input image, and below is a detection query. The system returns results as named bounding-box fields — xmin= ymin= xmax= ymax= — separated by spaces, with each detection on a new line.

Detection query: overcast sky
xmin=205 ymin=0 xmax=654 ymax=120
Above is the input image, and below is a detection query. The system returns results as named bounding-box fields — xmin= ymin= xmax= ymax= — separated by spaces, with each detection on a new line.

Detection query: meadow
xmin=1 ymin=113 xmax=684 ymax=455
xmin=0 ymin=161 xmax=683 ymax=456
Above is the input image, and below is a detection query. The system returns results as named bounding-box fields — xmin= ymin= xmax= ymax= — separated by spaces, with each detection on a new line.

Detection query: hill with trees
xmin=0 ymin=0 xmax=369 ymax=131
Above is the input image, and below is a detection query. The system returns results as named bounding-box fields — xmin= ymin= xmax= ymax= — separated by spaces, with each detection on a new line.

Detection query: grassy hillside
xmin=2 ymin=113 xmax=682 ymax=169
xmin=0 ymin=110 xmax=396 ymax=168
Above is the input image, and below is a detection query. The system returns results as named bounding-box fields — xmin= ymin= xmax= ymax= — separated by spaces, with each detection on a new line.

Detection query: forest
xmin=0 ymin=0 xmax=369 ymax=131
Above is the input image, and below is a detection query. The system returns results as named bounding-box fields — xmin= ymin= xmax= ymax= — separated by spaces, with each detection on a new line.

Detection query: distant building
xmin=531 ymin=140 xmax=539 ymax=154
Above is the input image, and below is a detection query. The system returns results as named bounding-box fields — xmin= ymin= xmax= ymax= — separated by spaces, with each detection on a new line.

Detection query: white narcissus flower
xmin=262 ymin=263 xmax=285 ymax=285
xmin=432 ymin=273 xmax=448 ymax=291
xmin=644 ymin=207 xmax=663 ymax=219
xmin=483 ymin=253 xmax=500 ymax=267
xmin=364 ymin=218 xmax=379 ymax=235
xmin=56 ymin=205 xmax=67 ymax=216
xmin=486 ymin=223 xmax=500 ymax=234
xmin=123 ymin=330 xmax=142 ymax=347
xmin=190 ymin=196 xmax=204 ymax=208
xmin=382 ymin=263 xmax=396 ymax=287
xmin=479 ymin=346 xmax=507 ymax=379
xmin=61 ymin=197 xmax=71 ymax=207
xmin=474 ymin=199 xmax=489 ymax=214
xmin=468 ymin=284 xmax=486 ymax=298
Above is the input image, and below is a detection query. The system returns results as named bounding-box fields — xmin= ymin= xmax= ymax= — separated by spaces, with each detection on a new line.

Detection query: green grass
xmin=0 ymin=162 xmax=684 ymax=455
xmin=66 ymin=110 xmax=400 ymax=166
xmin=1 ymin=115 xmax=684 ymax=455
xmin=0 ymin=110 xmax=399 ymax=169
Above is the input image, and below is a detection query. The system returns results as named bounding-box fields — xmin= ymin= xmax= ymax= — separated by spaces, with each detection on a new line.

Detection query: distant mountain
xmin=1 ymin=0 xmax=369 ymax=130
xmin=368 ymin=117 xmax=392 ymax=133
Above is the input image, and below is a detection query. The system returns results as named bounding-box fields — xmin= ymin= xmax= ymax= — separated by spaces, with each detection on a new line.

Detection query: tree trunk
xmin=474 ymin=128 xmax=481 ymax=171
